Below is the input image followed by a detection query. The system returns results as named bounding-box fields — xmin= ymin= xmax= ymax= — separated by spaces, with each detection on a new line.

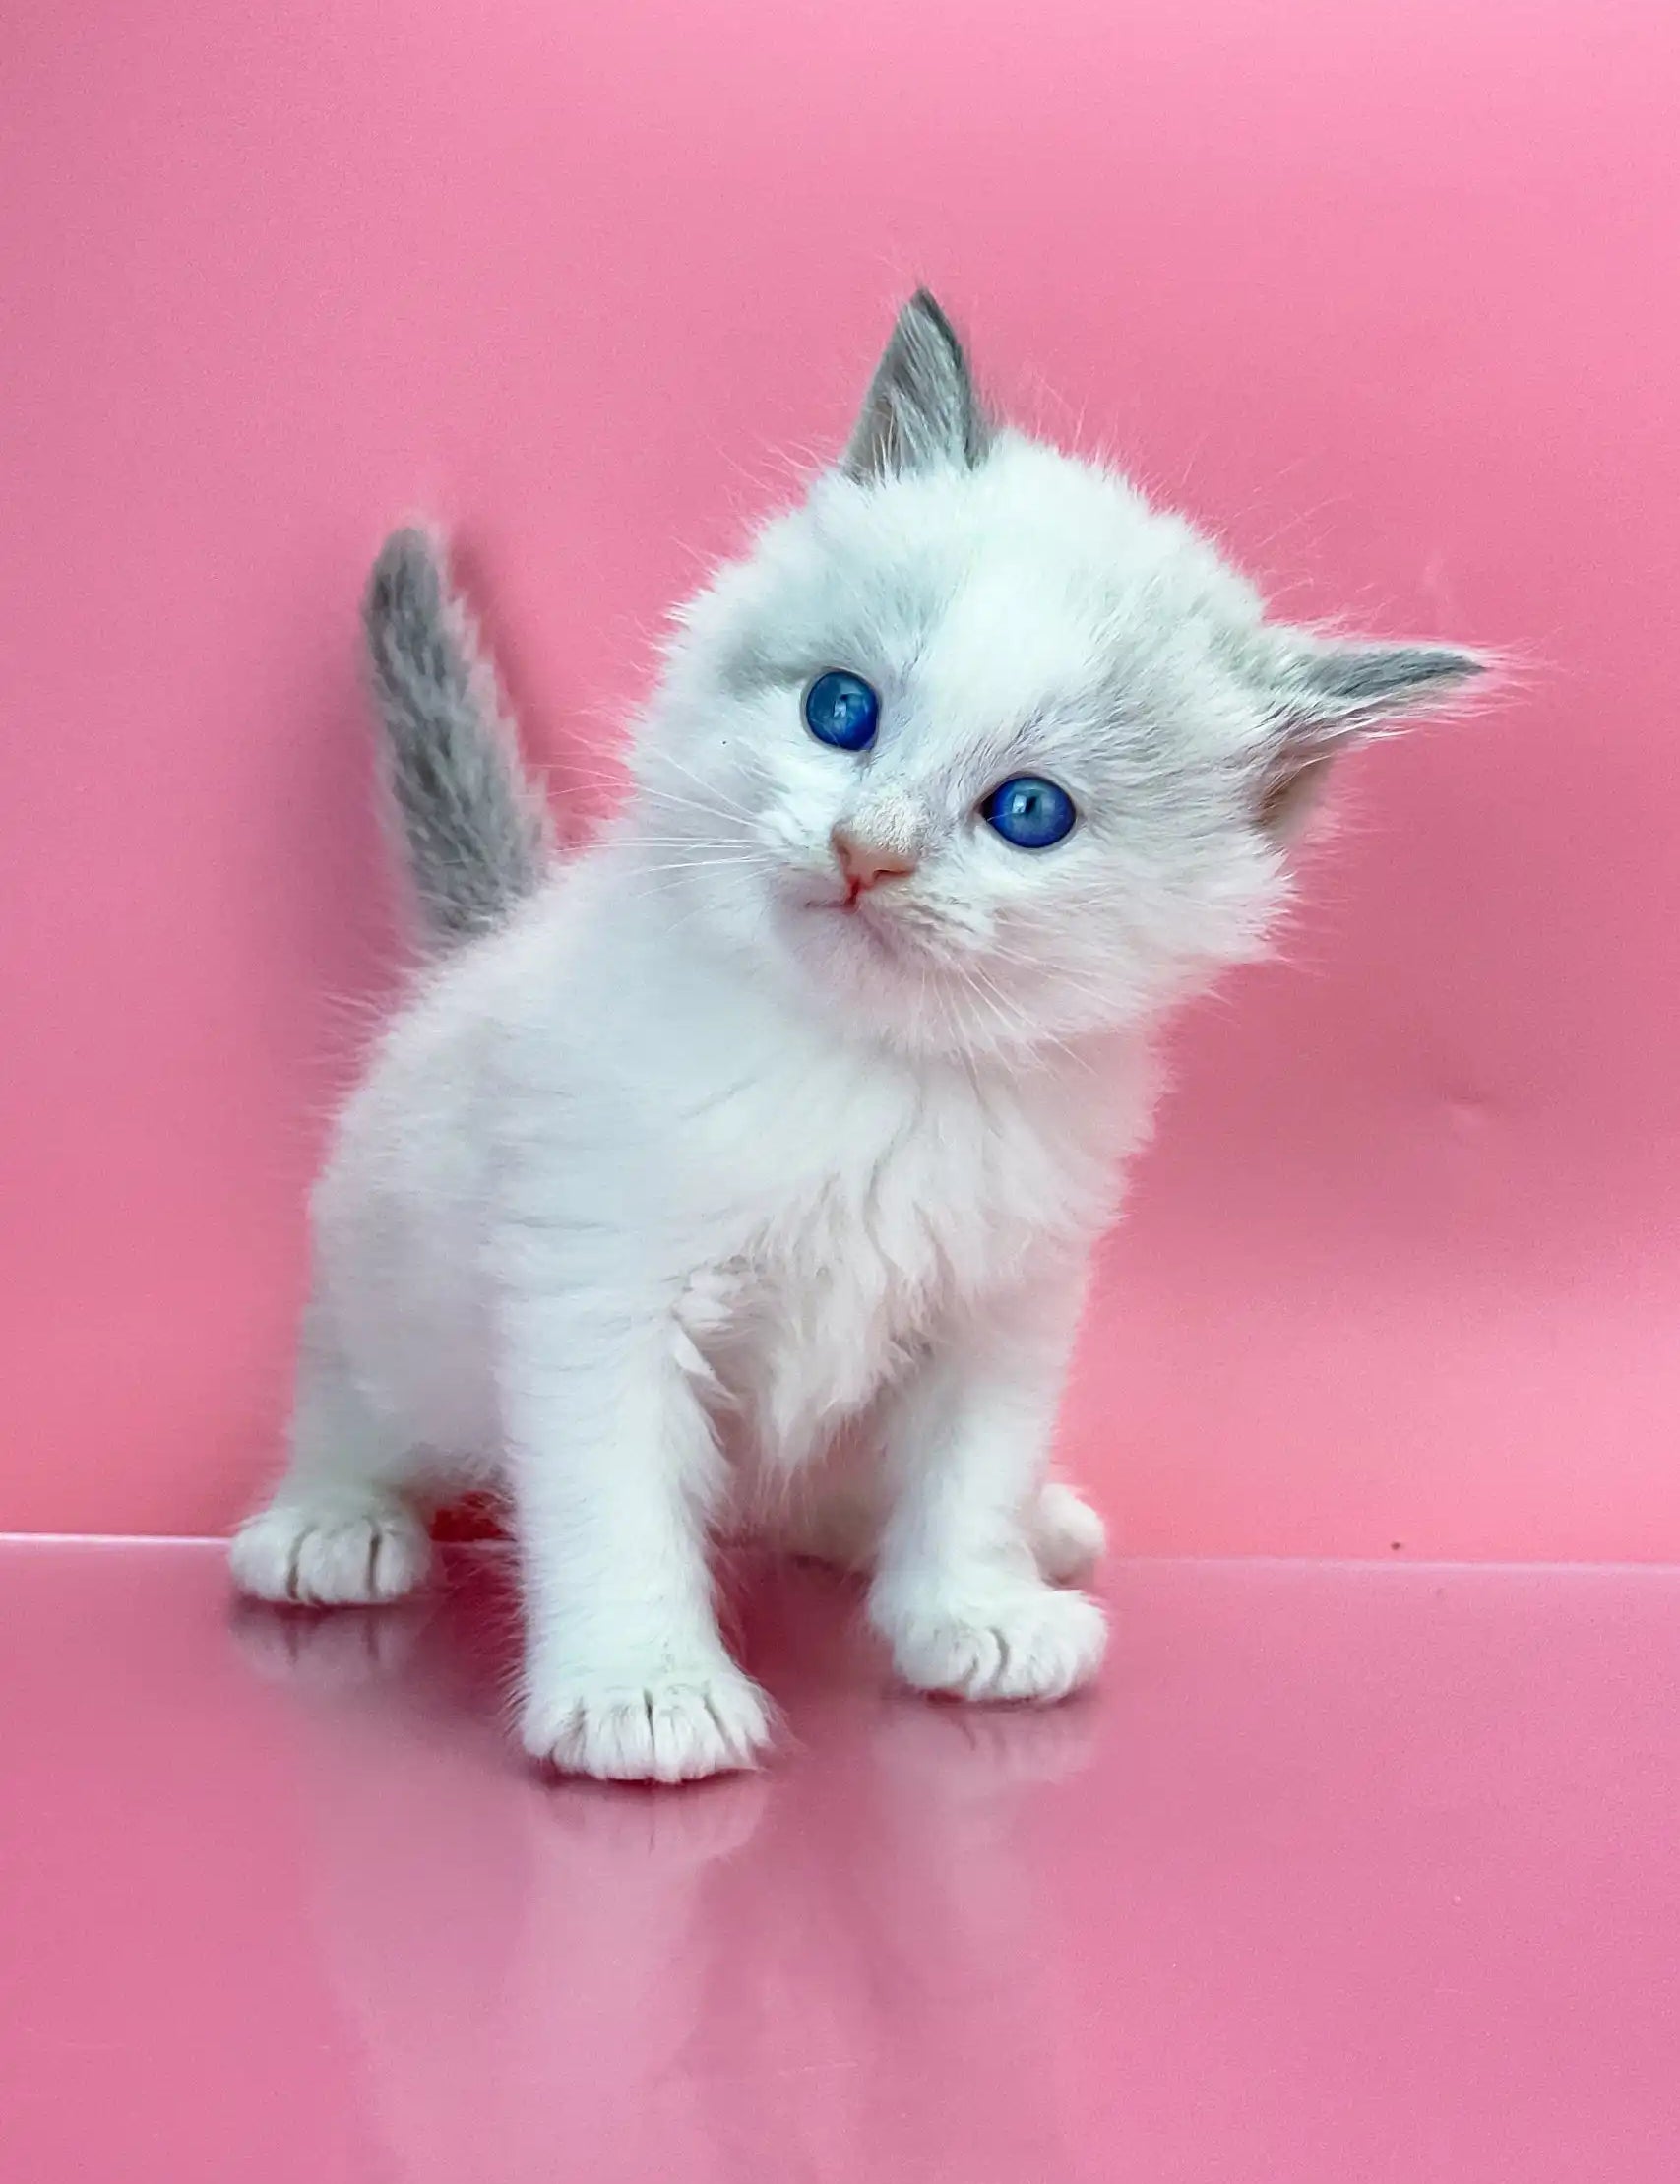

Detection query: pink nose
xmin=832 ymin=826 xmax=917 ymax=892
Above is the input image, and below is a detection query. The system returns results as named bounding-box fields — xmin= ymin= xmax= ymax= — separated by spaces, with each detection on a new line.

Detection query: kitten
xmin=232 ymin=292 xmax=1482 ymax=1781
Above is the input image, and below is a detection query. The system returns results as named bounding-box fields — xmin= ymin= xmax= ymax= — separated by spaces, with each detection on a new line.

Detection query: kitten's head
xmin=634 ymin=291 xmax=1482 ymax=1058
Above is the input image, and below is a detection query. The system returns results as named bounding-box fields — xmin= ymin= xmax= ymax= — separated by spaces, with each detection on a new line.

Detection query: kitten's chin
xmin=786 ymin=904 xmax=902 ymax=999
xmin=775 ymin=904 xmax=1022 ymax=1059
xmin=766 ymin=893 xmax=943 ymax=1035
xmin=761 ymin=880 xmax=1127 ymax=1059
xmin=800 ymin=895 xmax=912 ymax=967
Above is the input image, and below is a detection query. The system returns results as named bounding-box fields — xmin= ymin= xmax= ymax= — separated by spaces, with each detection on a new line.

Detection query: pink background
xmin=3 ymin=0 xmax=1676 ymax=1554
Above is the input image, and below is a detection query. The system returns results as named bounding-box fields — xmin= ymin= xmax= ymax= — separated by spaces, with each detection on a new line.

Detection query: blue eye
xmin=981 ymin=775 xmax=1078 ymax=850
xmin=804 ymin=669 xmax=880 ymax=752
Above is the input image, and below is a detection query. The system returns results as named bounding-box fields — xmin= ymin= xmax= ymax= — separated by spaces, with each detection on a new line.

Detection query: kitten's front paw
xmin=874 ymin=1577 xmax=1106 ymax=1704
xmin=230 ymin=1496 xmax=432 ymax=1606
xmin=521 ymin=1661 xmax=775 ymax=1784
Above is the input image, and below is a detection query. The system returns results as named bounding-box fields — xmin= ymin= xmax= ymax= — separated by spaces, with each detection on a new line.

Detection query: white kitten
xmin=232 ymin=292 xmax=1482 ymax=1781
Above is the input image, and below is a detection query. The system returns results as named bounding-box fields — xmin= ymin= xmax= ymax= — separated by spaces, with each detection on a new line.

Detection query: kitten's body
xmin=234 ymin=295 xmax=1481 ymax=1780
xmin=305 ymin=846 xmax=1146 ymax=1499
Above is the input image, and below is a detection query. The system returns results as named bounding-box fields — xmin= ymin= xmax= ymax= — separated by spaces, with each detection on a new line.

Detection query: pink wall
xmin=4 ymin=0 xmax=1677 ymax=1554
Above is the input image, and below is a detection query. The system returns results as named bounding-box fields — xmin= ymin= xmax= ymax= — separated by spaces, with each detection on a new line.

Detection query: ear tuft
xmin=842 ymin=289 xmax=993 ymax=484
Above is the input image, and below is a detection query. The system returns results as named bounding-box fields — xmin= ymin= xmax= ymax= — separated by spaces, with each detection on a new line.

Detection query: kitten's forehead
xmin=812 ymin=439 xmax=1158 ymax=608
xmin=762 ymin=437 xmax=1262 ymax=707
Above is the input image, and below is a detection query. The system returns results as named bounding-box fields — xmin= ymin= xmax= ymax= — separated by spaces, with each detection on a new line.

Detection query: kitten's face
xmin=632 ymin=295 xmax=1480 ymax=1061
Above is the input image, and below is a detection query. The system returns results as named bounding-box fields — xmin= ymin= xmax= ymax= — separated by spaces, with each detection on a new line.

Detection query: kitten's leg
xmin=231 ymin=1296 xmax=433 ymax=1607
xmin=503 ymin=1295 xmax=772 ymax=1784
xmin=869 ymin=1271 xmax=1106 ymax=1704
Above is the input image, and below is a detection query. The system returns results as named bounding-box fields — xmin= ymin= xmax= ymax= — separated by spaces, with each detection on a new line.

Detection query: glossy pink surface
xmin=4 ymin=1539 xmax=1677 ymax=2180
xmin=4 ymin=2 xmax=1680 ymax=1555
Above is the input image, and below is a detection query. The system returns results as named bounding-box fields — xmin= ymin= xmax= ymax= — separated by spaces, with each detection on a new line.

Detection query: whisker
xmin=619 ymin=838 xmax=761 ymax=851
xmin=628 ymin=787 xmax=753 ymax=826
xmin=619 ymin=857 xmax=779 ymax=877
xmin=644 ymin=749 xmax=756 ymax=822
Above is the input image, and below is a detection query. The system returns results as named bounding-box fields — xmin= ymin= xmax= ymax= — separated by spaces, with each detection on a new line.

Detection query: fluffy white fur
xmin=233 ymin=293 xmax=1480 ymax=1781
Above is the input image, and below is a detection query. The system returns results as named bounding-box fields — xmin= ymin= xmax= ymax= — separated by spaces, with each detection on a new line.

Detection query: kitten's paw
xmin=1031 ymin=1481 xmax=1106 ymax=1587
xmin=229 ymin=1497 xmax=432 ymax=1606
xmin=875 ymin=1577 xmax=1106 ymax=1704
xmin=520 ymin=1661 xmax=775 ymax=1784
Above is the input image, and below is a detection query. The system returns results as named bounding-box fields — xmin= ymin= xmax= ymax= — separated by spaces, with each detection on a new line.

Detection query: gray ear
xmin=843 ymin=289 xmax=993 ymax=483
xmin=1255 ymin=636 xmax=1486 ymax=841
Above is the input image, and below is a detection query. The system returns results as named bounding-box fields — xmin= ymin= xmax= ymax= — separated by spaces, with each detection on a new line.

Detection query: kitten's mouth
xmin=803 ymin=888 xmax=907 ymax=962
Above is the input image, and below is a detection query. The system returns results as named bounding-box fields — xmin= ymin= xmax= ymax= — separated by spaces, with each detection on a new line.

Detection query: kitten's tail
xmin=362 ymin=529 xmax=554 ymax=952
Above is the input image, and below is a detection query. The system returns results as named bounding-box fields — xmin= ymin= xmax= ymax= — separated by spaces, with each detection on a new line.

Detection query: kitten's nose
xmin=831 ymin=825 xmax=918 ymax=892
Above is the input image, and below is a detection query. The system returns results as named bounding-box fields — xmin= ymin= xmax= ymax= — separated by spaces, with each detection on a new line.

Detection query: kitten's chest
xmin=679 ymin=1059 xmax=1104 ymax=1460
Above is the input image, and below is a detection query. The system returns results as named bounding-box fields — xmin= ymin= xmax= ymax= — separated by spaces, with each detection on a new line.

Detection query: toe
xmin=523 ymin=1667 xmax=775 ymax=1784
xmin=880 ymin=1580 xmax=1107 ymax=1704
xmin=230 ymin=1500 xmax=431 ymax=1606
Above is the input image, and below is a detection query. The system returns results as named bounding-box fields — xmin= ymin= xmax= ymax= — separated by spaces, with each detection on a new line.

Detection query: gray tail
xmin=362 ymin=529 xmax=554 ymax=952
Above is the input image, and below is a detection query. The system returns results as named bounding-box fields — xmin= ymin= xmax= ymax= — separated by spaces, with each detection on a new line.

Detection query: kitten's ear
xmin=843 ymin=289 xmax=993 ymax=484
xmin=1254 ymin=635 xmax=1487 ymax=842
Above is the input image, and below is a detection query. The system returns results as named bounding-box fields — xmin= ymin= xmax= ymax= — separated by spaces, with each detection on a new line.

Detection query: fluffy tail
xmin=362 ymin=529 xmax=554 ymax=951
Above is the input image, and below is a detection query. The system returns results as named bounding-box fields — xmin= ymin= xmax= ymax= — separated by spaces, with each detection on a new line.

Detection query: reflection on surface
xmin=12 ymin=1544 xmax=1680 ymax=2182
xmin=230 ymin=1551 xmax=1101 ymax=2184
